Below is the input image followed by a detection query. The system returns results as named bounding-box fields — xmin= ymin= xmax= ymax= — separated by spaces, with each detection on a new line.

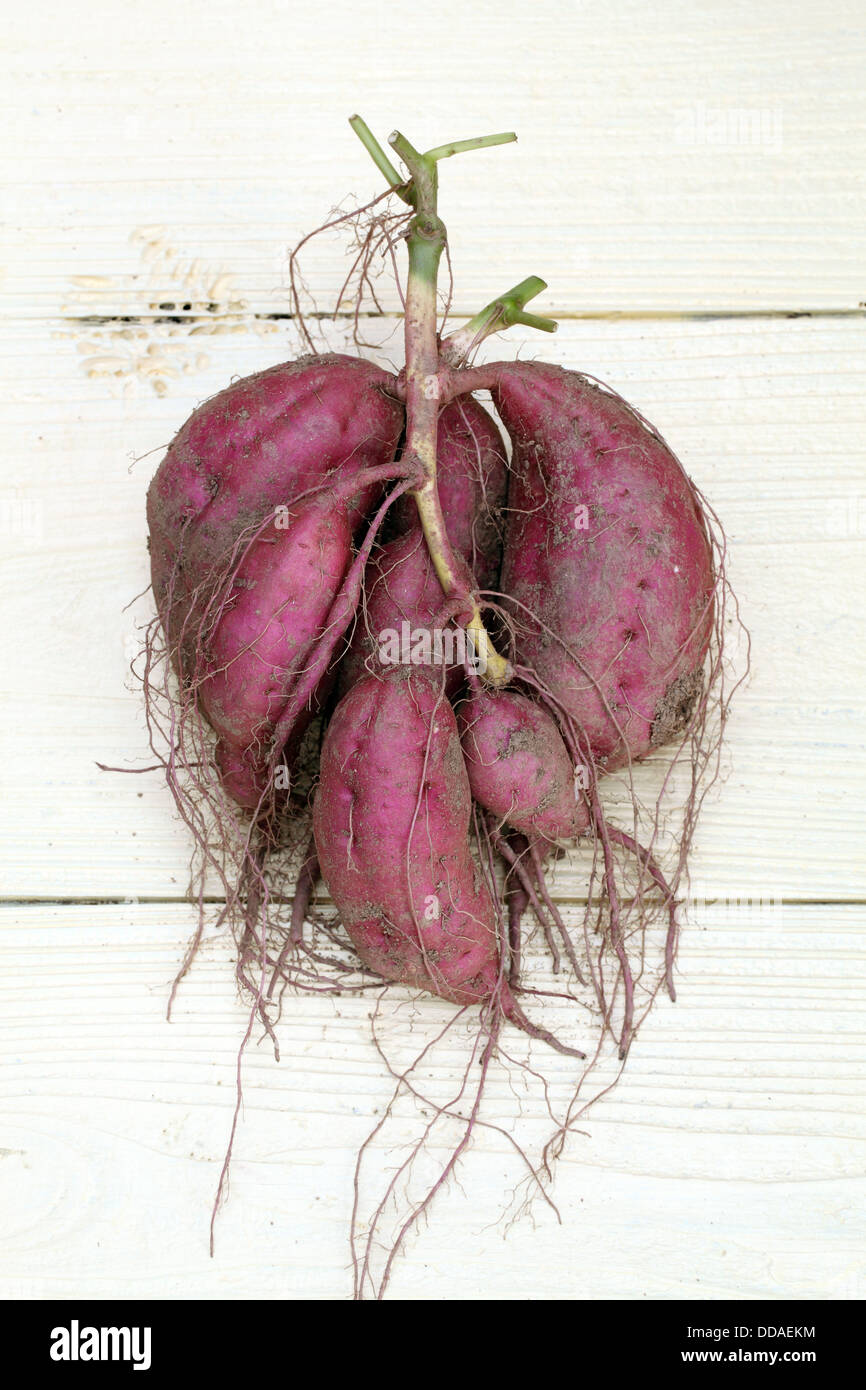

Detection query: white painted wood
xmin=2 ymin=0 xmax=865 ymax=1304
xmin=1 ymin=902 xmax=863 ymax=1301
xmin=3 ymin=0 xmax=865 ymax=316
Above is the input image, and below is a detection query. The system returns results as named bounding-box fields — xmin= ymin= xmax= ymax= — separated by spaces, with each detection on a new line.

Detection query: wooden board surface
xmin=1 ymin=0 xmax=865 ymax=1303
xmin=1 ymin=902 xmax=864 ymax=1301
xmin=3 ymin=0 xmax=866 ymax=315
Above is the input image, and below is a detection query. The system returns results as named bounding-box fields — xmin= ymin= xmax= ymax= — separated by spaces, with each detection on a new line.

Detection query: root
xmin=351 ymin=998 xmax=499 ymax=1301
xmin=267 ymin=833 xmax=319 ymax=998
xmin=350 ymin=976 xmax=581 ymax=1300
xmin=605 ymin=824 xmax=680 ymax=1002
xmin=504 ymin=831 xmax=529 ymax=985
xmin=504 ymin=993 xmax=586 ymax=1061
xmin=287 ymin=188 xmax=412 ymax=356
xmin=493 ymin=828 xmax=561 ymax=971
xmin=588 ymin=786 xmax=635 ymax=1059
xmin=529 ymin=839 xmax=586 ymax=986
xmin=492 ymin=828 xmax=587 ymax=989
xmin=210 ymin=836 xmax=271 ymax=1256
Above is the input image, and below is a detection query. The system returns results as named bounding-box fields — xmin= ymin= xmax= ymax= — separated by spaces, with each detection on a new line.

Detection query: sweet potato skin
xmin=458 ymin=688 xmax=589 ymax=842
xmin=198 ymin=493 xmax=352 ymax=807
xmin=313 ymin=670 xmax=504 ymax=1005
xmin=147 ymin=353 xmax=403 ymax=635
xmin=492 ymin=362 xmax=714 ymax=770
xmin=338 ymin=529 xmax=474 ymax=697
xmin=145 ymin=353 xmax=404 ymax=807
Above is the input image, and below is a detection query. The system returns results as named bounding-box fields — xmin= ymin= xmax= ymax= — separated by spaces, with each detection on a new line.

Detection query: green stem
xmin=510 ymin=308 xmax=558 ymax=332
xmin=348 ymin=115 xmax=411 ymax=200
xmin=388 ymin=130 xmax=438 ymax=213
xmin=425 ymin=131 xmax=517 ymax=162
xmin=440 ymin=275 xmax=557 ymax=365
xmin=353 ymin=119 xmax=514 ymax=687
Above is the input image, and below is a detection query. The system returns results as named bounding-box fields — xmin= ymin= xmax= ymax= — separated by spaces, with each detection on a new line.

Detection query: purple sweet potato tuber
xmin=314 ymin=669 xmax=504 ymax=1003
xmin=145 ymin=353 xmax=405 ymax=806
xmin=338 ymin=528 xmax=475 ymax=697
xmin=492 ymin=361 xmax=715 ymax=771
xmin=197 ymin=492 xmax=353 ymax=808
xmin=458 ymin=687 xmax=589 ymax=843
xmin=313 ymin=668 xmax=582 ymax=1055
xmin=147 ymin=353 xmax=403 ymax=646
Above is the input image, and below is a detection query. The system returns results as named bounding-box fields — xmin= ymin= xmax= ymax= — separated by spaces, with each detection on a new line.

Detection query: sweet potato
xmin=197 ymin=492 xmax=353 ymax=807
xmin=458 ymin=687 xmax=589 ymax=843
xmin=391 ymin=394 xmax=507 ymax=591
xmin=145 ymin=353 xmax=405 ymax=807
xmin=492 ymin=361 xmax=714 ymax=771
xmin=139 ymin=119 xmax=738 ymax=1296
xmin=337 ymin=528 xmax=475 ymax=697
xmin=313 ymin=669 xmax=582 ymax=1056
xmin=147 ymin=352 xmax=403 ymax=640
xmin=314 ymin=670 xmax=501 ymax=1003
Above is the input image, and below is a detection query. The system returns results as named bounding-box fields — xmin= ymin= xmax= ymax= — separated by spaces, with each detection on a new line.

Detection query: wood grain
xmin=2 ymin=0 xmax=865 ymax=316
xmin=1 ymin=0 xmax=865 ymax=1303
xmin=1 ymin=902 xmax=864 ymax=1301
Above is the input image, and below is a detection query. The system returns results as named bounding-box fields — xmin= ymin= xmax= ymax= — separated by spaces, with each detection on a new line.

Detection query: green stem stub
xmin=440 ymin=276 xmax=558 ymax=364
xmin=348 ymin=115 xmax=412 ymax=200
xmin=425 ymin=131 xmax=517 ymax=162
xmin=348 ymin=115 xmax=518 ymax=687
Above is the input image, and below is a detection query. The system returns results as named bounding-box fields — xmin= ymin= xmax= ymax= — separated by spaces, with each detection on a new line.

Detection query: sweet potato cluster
xmin=146 ymin=351 xmax=715 ymax=1055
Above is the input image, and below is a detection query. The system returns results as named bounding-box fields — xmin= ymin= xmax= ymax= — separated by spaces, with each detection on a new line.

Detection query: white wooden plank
xmin=3 ymin=0 xmax=865 ymax=1314
xmin=1 ymin=901 xmax=863 ymax=1300
xmin=2 ymin=315 xmax=864 ymax=899
xmin=2 ymin=0 xmax=865 ymax=315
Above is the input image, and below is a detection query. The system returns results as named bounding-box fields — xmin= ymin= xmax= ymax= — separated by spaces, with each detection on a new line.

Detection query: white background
xmin=2 ymin=0 xmax=865 ymax=1300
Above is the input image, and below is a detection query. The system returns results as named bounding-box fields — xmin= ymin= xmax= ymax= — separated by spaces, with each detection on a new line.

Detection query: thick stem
xmin=387 ymin=129 xmax=511 ymax=687
xmin=440 ymin=361 xmax=511 ymax=402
